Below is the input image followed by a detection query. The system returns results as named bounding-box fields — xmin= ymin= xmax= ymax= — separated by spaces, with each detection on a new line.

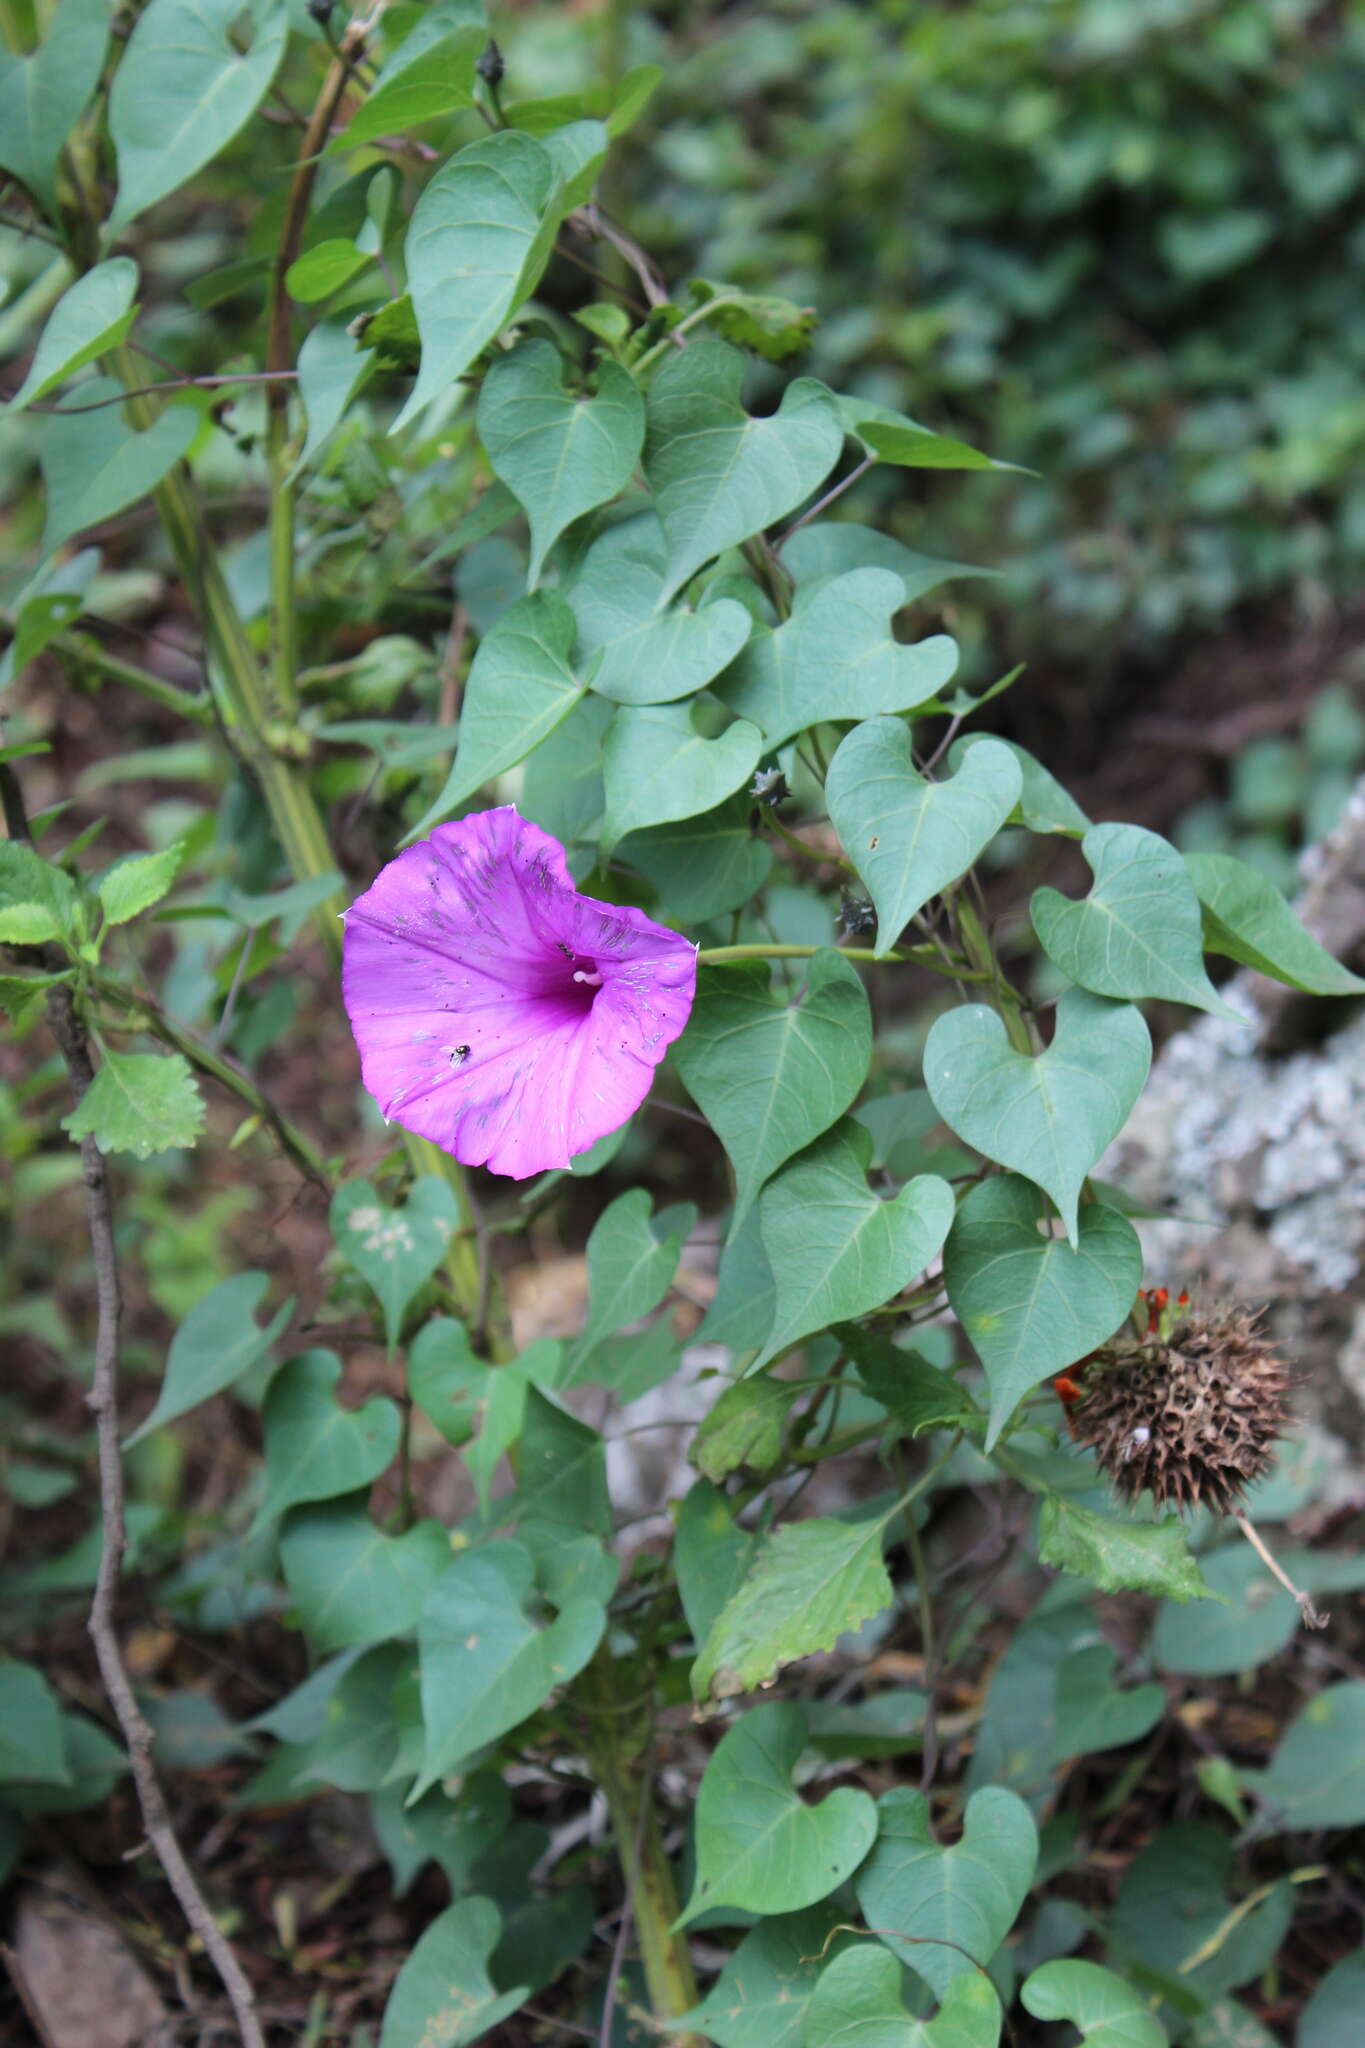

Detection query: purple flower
xmin=342 ymin=807 xmax=697 ymax=1179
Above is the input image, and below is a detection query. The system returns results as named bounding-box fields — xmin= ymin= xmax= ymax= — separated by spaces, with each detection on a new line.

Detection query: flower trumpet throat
xmin=1066 ymin=1294 xmax=1293 ymax=1516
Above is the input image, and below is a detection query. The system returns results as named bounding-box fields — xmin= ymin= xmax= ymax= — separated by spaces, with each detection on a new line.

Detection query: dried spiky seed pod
xmin=1069 ymin=1307 xmax=1292 ymax=1516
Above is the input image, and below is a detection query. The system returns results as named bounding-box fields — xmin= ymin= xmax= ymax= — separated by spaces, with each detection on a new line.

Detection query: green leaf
xmin=407 ymin=1316 xmax=487 ymax=1448
xmin=1031 ymin=825 xmax=1240 ymax=1019
xmin=1184 ymin=851 xmax=1365 ymax=995
xmin=40 ymin=379 xmax=198 ymax=556
xmin=0 ymin=0 xmax=109 ymax=216
xmin=369 ymin=1771 xmax=509 ymax=1900
xmin=109 ymin=0 xmax=289 ymax=227
xmin=697 ymin=1203 xmax=777 ymax=1360
xmin=782 ymin=521 xmax=991 ymax=604
xmin=284 ymin=238 xmax=372 ymax=304
xmin=1022 ymin=1959 xmax=1168 ymax=2048
xmin=0 ymin=1662 xmax=71 ymax=1784
xmin=414 ymin=1539 xmax=608 ymax=1798
xmin=752 ymin=1121 xmax=954 ymax=1371
xmin=685 ymin=1906 xmax=853 ymax=2048
xmin=566 ymin=512 xmax=753 ymax=705
xmin=674 ymin=1479 xmax=758 ymax=1651
xmin=678 ymin=1701 xmax=877 ymax=1926
xmin=517 ymin=1385 xmax=612 ymax=1539
xmin=1185 ymin=2000 xmax=1278 ymax=2048
xmin=949 ymin=733 xmax=1090 ymax=837
xmin=845 ymin=399 xmax=1014 ymax=472
xmin=622 ymin=795 xmax=773 ymax=921
xmin=293 ymin=320 xmax=372 ymax=475
xmin=477 ymin=339 xmax=644 ymax=585
xmin=1245 ymin=1681 xmax=1365 ymax=1831
xmin=254 ymin=1350 xmax=401 ymax=1529
xmin=643 ymin=336 xmax=843 ymax=603
xmin=96 ymin=841 xmax=184 ymax=927
xmin=62 ymin=1049 xmax=205 ymax=1163
xmin=692 ymin=1375 xmax=802 ymax=1484
xmin=925 ymin=989 xmax=1150 ymax=1246
xmin=837 ymin=1324 xmax=980 ymax=1438
xmin=854 ymin=1784 xmax=1038 ymax=1997
xmin=719 ymin=570 xmax=958 ymax=749
xmin=1052 ymin=1645 xmax=1166 ymax=1762
xmin=335 ymin=21 xmax=484 ymax=148
xmin=397 ymin=129 xmax=558 ymax=430
xmin=943 ymin=1176 xmax=1142 ymax=1447
xmin=673 ymin=951 xmax=872 ymax=1228
xmin=280 ymin=1494 xmax=452 ymax=1652
xmin=601 ymin=701 xmax=763 ymax=854
xmin=379 ymin=1896 xmax=527 ymax=2048
xmin=0 ymin=550 xmax=98 ymax=688
xmin=686 ymin=277 xmax=818 ymax=363
xmin=1111 ymin=1824 xmax=1292 ymax=2003
xmin=827 ymin=722 xmax=1022 ymax=955
xmin=1152 ymin=1542 xmax=1365 ymax=1676
xmin=0 ymin=839 xmax=78 ymax=945
xmin=406 ymin=591 xmax=584 ymax=839
xmin=330 ymin=1177 xmax=460 ymax=1353
xmin=693 ymin=1513 xmax=894 ymax=1704
xmin=125 ymin=1271 xmax=291 ymax=1445
xmin=805 ymin=1948 xmax=1004 ymax=2048
xmin=576 ymin=1188 xmax=693 ymax=1352
xmin=1039 ymin=1500 xmax=1210 ymax=1603
xmin=301 ymin=1642 xmax=410 ymax=1793
xmin=1300 ymin=1951 xmax=1365 ymax=2048
xmin=5 ymin=261 xmax=139 ymax=413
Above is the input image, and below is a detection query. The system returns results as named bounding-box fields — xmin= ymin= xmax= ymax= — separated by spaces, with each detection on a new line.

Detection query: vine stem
xmin=695 ymin=940 xmax=990 ymax=981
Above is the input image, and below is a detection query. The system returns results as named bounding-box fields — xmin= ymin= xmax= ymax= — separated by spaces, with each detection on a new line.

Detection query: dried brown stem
xmin=1235 ymin=1511 xmax=1329 ymax=1631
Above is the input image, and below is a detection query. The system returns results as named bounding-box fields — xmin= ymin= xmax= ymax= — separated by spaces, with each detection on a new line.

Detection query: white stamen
xmin=573 ymin=969 xmax=603 ymax=987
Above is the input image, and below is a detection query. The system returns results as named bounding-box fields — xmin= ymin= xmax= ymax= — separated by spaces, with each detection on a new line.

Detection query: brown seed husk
xmin=1069 ymin=1309 xmax=1292 ymax=1516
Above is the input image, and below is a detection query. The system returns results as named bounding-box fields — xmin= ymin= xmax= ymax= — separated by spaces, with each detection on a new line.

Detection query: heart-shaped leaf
xmin=396 ymin=129 xmax=559 ymax=429
xmin=126 ymin=1272 xmax=292 ymax=1445
xmin=413 ymin=1539 xmax=609 ymax=1798
xmin=406 ymin=592 xmax=584 ymax=839
xmin=949 ymin=732 xmax=1090 ymax=836
xmin=280 ymin=1495 xmax=452 ymax=1652
xmin=601 ymin=700 xmax=763 ymax=853
xmin=719 ymin=570 xmax=957 ymax=748
xmin=673 ymin=950 xmax=872 ymax=1228
xmin=1031 ymin=824 xmax=1239 ymax=1018
xmin=6 ymin=261 xmax=139 ymax=413
xmin=1184 ymin=851 xmax=1365 ymax=996
xmin=1245 ymin=1682 xmax=1365 ymax=1831
xmin=1022 ymin=1960 xmax=1167 ymax=2048
xmin=753 ymin=1120 xmax=955 ymax=1370
xmin=644 ymin=336 xmax=843 ymax=602
xmin=331 ymin=1177 xmax=460 ymax=1353
xmin=677 ymin=1702 xmax=878 ymax=1925
xmin=854 ymin=1784 xmax=1038 ymax=1997
xmin=684 ymin=1905 xmax=854 ymax=2048
xmin=41 ymin=379 xmax=199 ymax=556
xmin=692 ymin=1513 xmax=894 ymax=1704
xmin=1053 ymin=1645 xmax=1166 ymax=1762
xmin=925 ymin=988 xmax=1150 ymax=1246
xmin=575 ymin=1188 xmax=695 ymax=1352
xmin=943 ymin=1175 xmax=1142 ymax=1446
xmin=623 ymin=794 xmax=774 ymax=921
xmin=478 ymin=339 xmax=645 ymax=585
xmin=0 ymin=0 xmax=109 ymax=215
xmin=254 ymin=1350 xmax=401 ymax=1530
xmin=827 ymin=721 xmax=1022 ymax=955
xmin=109 ymin=0 xmax=289 ymax=227
xmin=805 ymin=1947 xmax=1004 ymax=2048
xmin=782 ymin=520 xmax=991 ymax=604
xmin=379 ymin=1896 xmax=527 ymax=2048
xmin=566 ymin=513 xmax=752 ymax=704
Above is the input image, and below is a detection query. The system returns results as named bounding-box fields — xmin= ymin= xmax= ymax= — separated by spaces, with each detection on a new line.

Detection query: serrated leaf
xmin=96 ymin=840 xmax=184 ymax=927
xmin=413 ymin=1539 xmax=608 ymax=1798
xmin=692 ymin=1514 xmax=894 ymax=1703
xmin=692 ymin=1375 xmax=802 ymax=1483
xmin=281 ymin=1494 xmax=452 ymax=1653
xmin=254 ymin=1350 xmax=401 ymax=1529
xmin=0 ymin=0 xmax=109 ymax=216
xmin=109 ymin=0 xmax=289 ymax=227
xmin=125 ymin=1271 xmax=292 ymax=1444
xmin=678 ymin=1702 xmax=877 ymax=1925
xmin=406 ymin=591 xmax=584 ymax=839
xmin=827 ymin=721 xmax=1021 ymax=955
xmin=0 ymin=839 xmax=78 ymax=945
xmin=62 ymin=1050 xmax=205 ymax=1162
xmin=1031 ymin=824 xmax=1240 ymax=1019
xmin=40 ymin=379 xmax=198 ymax=556
xmin=1038 ymin=1500 xmax=1210 ymax=1603
xmin=719 ymin=570 xmax=957 ymax=748
xmin=672 ymin=950 xmax=872 ymax=1228
xmin=1184 ymin=851 xmax=1365 ymax=995
xmin=925 ymin=989 xmax=1150 ymax=1246
xmin=379 ymin=1896 xmax=527 ymax=2048
xmin=5 ymin=261 xmax=139 ymax=413
xmin=684 ymin=1906 xmax=853 ymax=2048
xmin=331 ymin=1177 xmax=460 ymax=1353
xmin=478 ymin=339 xmax=644 ymax=584
xmin=601 ymin=700 xmax=763 ymax=854
xmin=397 ymin=129 xmax=558 ymax=430
xmin=854 ymin=1784 xmax=1038 ymax=1998
xmin=622 ymin=795 xmax=773 ymax=921
xmin=753 ymin=1121 xmax=954 ymax=1371
xmin=643 ymin=336 xmax=843 ymax=602
xmin=805 ymin=1948 xmax=1004 ymax=2048
xmin=943 ymin=1176 xmax=1142 ymax=1447
xmin=566 ymin=512 xmax=753 ymax=705
xmin=837 ymin=1323 xmax=980 ymax=1437
xmin=1022 ymin=1959 xmax=1168 ymax=2048
xmin=0 ymin=970 xmax=71 ymax=1025
xmin=949 ymin=733 xmax=1090 ymax=837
